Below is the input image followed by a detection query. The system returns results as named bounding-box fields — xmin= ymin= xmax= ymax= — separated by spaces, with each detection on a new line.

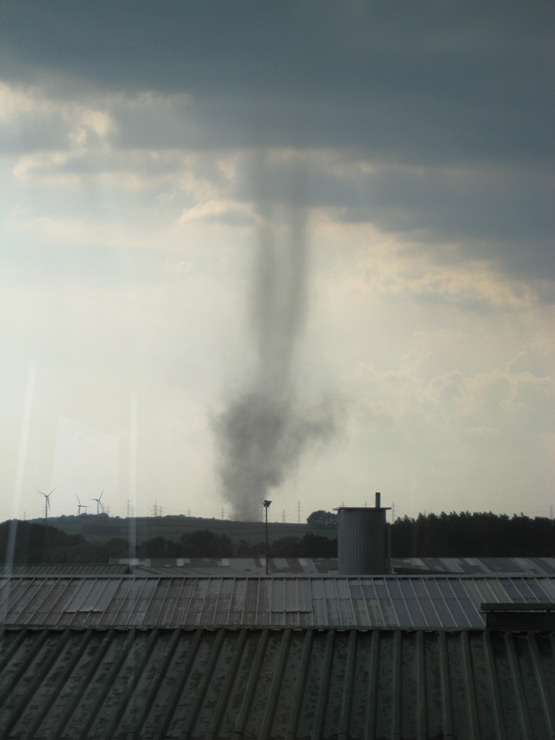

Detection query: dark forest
xmin=1 ymin=511 xmax=554 ymax=564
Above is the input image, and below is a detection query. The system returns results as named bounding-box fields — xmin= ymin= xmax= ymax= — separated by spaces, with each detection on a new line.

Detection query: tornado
xmin=214 ymin=151 xmax=339 ymax=520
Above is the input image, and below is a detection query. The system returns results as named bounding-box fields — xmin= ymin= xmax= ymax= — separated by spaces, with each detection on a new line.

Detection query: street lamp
xmin=263 ymin=500 xmax=272 ymax=575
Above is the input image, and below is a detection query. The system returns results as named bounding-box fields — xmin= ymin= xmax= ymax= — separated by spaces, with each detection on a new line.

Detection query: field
xmin=27 ymin=513 xmax=332 ymax=546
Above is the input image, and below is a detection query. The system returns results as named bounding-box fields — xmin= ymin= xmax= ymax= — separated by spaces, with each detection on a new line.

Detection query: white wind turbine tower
xmin=77 ymin=495 xmax=88 ymax=515
xmin=39 ymin=488 xmax=55 ymax=521
xmin=92 ymin=490 xmax=104 ymax=514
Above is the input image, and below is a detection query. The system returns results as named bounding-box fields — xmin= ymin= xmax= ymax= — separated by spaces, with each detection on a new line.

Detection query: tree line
xmin=0 ymin=521 xmax=336 ymax=564
xmin=391 ymin=511 xmax=555 ymax=558
xmin=306 ymin=509 xmax=555 ymax=558
xmin=1 ymin=511 xmax=554 ymax=564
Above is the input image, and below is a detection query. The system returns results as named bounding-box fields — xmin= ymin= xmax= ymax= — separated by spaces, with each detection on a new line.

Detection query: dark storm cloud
xmin=333 ymin=166 xmax=555 ymax=278
xmin=230 ymin=155 xmax=554 ymax=279
xmin=2 ymin=1 xmax=553 ymax=282
xmin=1 ymin=1 xmax=553 ymax=164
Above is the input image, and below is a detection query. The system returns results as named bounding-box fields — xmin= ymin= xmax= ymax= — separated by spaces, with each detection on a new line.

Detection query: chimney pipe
xmin=375 ymin=491 xmax=381 ymax=508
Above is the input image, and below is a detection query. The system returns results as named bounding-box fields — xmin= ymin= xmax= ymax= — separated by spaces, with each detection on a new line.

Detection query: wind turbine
xmin=92 ymin=490 xmax=104 ymax=514
xmin=39 ymin=488 xmax=55 ymax=521
xmin=77 ymin=495 xmax=88 ymax=515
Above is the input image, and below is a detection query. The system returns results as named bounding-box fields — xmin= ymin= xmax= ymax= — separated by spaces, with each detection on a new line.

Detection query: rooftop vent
xmin=481 ymin=602 xmax=555 ymax=630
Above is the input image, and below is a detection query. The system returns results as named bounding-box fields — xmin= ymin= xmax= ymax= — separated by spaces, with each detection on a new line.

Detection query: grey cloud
xmin=39 ymin=149 xmax=187 ymax=178
xmin=200 ymin=210 xmax=255 ymax=228
xmin=2 ymin=1 xmax=553 ymax=284
xmin=0 ymin=110 xmax=72 ymax=153
xmin=1 ymin=2 xmax=553 ymax=165
xmin=230 ymin=154 xmax=554 ymax=280
xmin=343 ymin=167 xmax=554 ymax=279
xmin=104 ymin=79 xmax=552 ymax=167
xmin=343 ymin=169 xmax=554 ymax=279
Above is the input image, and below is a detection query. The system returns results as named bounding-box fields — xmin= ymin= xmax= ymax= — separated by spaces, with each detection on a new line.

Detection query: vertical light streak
xmin=2 ymin=361 xmax=36 ymax=618
xmin=129 ymin=392 xmax=137 ymax=561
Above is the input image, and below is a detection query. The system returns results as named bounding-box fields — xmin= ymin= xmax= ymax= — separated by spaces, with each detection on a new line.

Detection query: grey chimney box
xmin=336 ymin=494 xmax=391 ymax=575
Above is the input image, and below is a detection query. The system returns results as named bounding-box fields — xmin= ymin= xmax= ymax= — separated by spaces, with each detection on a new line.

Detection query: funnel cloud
xmin=215 ymin=153 xmax=341 ymax=520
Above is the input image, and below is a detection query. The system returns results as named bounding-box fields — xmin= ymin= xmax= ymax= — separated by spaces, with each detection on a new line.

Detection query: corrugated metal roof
xmin=122 ymin=556 xmax=337 ymax=576
xmin=395 ymin=556 xmax=555 ymax=575
xmin=0 ymin=626 xmax=553 ymax=739
xmin=113 ymin=556 xmax=555 ymax=577
xmin=0 ymin=563 xmax=130 ymax=576
xmin=1 ymin=574 xmax=554 ymax=628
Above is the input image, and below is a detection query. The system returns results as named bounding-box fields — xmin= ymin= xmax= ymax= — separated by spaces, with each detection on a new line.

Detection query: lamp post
xmin=263 ymin=500 xmax=272 ymax=575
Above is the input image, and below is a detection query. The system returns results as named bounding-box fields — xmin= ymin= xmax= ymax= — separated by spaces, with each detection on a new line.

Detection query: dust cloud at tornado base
xmin=214 ymin=153 xmax=343 ymax=521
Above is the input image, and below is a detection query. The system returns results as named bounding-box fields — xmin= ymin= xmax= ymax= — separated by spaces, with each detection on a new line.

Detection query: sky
xmin=1 ymin=1 xmax=554 ymax=524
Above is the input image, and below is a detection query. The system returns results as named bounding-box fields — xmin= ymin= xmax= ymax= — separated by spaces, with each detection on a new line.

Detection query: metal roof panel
xmin=1 ymin=627 xmax=554 ymax=739
xmin=1 ymin=574 xmax=554 ymax=629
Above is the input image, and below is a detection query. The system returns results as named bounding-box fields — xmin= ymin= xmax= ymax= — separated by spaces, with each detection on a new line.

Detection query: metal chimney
xmin=336 ymin=494 xmax=391 ymax=575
